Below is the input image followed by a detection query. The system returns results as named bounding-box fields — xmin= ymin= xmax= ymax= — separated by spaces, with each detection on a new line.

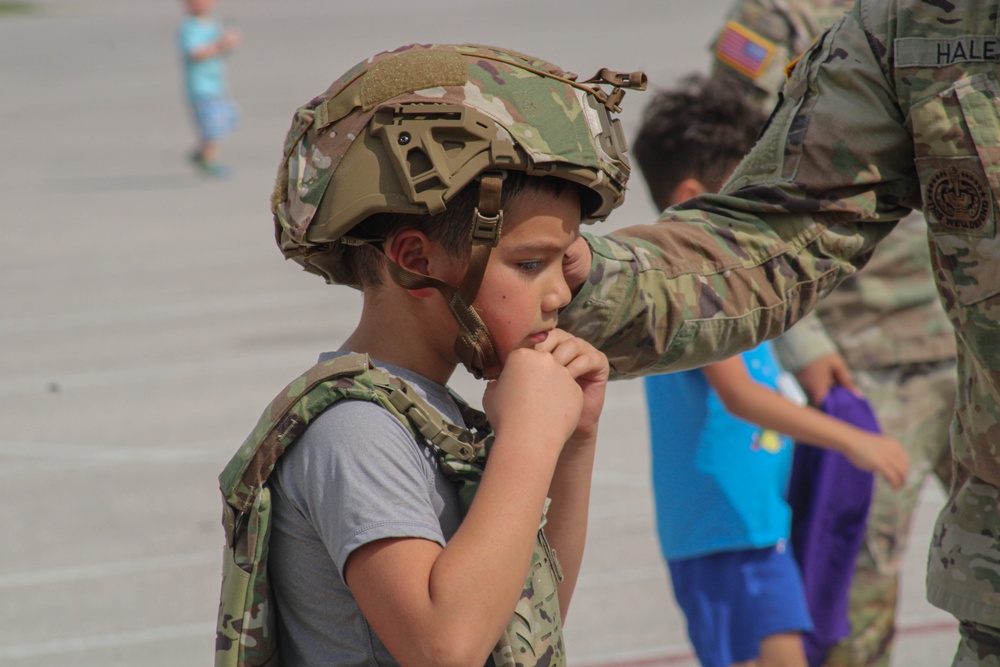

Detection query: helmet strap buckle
xmin=471 ymin=209 xmax=503 ymax=247
xmin=448 ymin=173 xmax=504 ymax=379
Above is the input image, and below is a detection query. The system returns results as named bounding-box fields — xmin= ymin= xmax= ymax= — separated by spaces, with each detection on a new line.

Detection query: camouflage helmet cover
xmin=271 ymin=43 xmax=645 ymax=283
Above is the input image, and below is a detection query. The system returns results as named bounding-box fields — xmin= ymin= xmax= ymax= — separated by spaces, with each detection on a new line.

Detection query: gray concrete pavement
xmin=0 ymin=1 xmax=957 ymax=665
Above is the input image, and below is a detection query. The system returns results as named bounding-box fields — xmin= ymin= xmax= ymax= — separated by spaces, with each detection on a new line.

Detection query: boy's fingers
xmin=534 ymin=328 xmax=576 ymax=352
xmin=551 ymin=343 xmax=607 ymax=380
xmin=531 ymin=330 xmax=608 ymax=382
xmin=565 ymin=351 xmax=609 ymax=381
xmin=534 ymin=330 xmax=581 ymax=362
xmin=550 ymin=339 xmax=586 ymax=368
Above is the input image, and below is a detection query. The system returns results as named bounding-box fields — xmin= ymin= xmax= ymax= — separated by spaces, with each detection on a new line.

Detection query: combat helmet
xmin=272 ymin=43 xmax=646 ymax=379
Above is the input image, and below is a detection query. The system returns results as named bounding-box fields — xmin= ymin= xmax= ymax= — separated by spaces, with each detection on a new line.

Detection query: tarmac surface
xmin=0 ymin=1 xmax=959 ymax=665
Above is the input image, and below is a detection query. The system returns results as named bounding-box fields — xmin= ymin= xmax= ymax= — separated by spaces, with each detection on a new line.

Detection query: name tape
xmin=896 ymin=36 xmax=1000 ymax=67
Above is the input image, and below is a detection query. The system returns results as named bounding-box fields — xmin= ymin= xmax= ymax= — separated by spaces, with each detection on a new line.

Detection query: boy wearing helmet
xmin=220 ymin=44 xmax=644 ymax=667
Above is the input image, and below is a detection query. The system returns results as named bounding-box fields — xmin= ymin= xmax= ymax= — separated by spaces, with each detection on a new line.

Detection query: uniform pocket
xmin=912 ymin=73 xmax=1000 ymax=305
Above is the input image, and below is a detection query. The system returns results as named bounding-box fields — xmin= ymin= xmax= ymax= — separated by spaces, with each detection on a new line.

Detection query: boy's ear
xmin=386 ymin=229 xmax=430 ymax=275
xmin=668 ymin=178 xmax=708 ymax=207
xmin=385 ymin=229 xmax=460 ymax=298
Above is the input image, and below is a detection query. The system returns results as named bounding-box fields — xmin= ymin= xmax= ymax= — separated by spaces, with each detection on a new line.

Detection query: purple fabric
xmin=787 ymin=386 xmax=878 ymax=667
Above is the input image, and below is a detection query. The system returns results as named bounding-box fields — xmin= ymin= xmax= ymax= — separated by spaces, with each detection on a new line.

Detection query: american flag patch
xmin=715 ymin=20 xmax=776 ymax=79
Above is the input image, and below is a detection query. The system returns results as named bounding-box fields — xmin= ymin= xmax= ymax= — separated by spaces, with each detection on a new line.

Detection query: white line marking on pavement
xmin=0 ymin=623 xmax=212 ymax=660
xmin=0 ymin=292 xmax=320 ymax=335
xmin=571 ymin=618 xmax=961 ymax=667
xmin=0 ymin=353 xmax=310 ymax=396
xmin=0 ymin=552 xmax=219 ymax=589
xmin=0 ymin=441 xmax=226 ymax=462
xmin=571 ymin=643 xmax=697 ymax=667
xmin=0 ymin=441 xmax=230 ymax=476
xmin=0 ymin=440 xmax=227 ymax=463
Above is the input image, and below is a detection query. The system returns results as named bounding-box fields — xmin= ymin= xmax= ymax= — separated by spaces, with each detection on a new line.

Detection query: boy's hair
xmin=633 ymin=74 xmax=768 ymax=208
xmin=338 ymin=173 xmax=579 ymax=289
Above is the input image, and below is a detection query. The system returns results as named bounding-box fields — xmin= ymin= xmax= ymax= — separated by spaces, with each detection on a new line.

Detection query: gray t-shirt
xmin=269 ymin=352 xmax=466 ymax=666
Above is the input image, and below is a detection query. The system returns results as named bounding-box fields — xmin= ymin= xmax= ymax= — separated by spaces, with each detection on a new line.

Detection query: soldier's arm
xmin=772 ymin=312 xmax=858 ymax=404
xmin=771 ymin=311 xmax=839 ymax=374
xmin=560 ymin=3 xmax=916 ymax=379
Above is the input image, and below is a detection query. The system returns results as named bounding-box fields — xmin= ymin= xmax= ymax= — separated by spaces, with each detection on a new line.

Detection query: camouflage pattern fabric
xmin=712 ymin=2 xmax=958 ymax=664
xmin=953 ymin=621 xmax=1000 ymax=667
xmin=557 ymin=0 xmax=1000 ymax=642
xmin=772 ymin=213 xmax=956 ymax=372
xmin=215 ymin=355 xmax=382 ymax=667
xmin=267 ymin=43 xmax=642 ymax=382
xmin=489 ymin=503 xmax=566 ymax=667
xmin=271 ymin=42 xmax=640 ymax=282
xmin=216 ymin=487 xmax=277 ymax=667
xmin=215 ymin=353 xmax=565 ymax=667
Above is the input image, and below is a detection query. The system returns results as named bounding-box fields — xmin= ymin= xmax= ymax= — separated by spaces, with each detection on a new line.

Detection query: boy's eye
xmin=517 ymin=260 xmax=543 ymax=272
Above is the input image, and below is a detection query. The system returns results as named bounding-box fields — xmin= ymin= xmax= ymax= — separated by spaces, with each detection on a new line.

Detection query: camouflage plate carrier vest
xmin=214 ymin=353 xmax=566 ymax=667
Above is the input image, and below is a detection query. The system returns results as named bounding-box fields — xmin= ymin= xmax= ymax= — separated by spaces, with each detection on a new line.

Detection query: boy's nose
xmin=545 ymin=275 xmax=572 ymax=313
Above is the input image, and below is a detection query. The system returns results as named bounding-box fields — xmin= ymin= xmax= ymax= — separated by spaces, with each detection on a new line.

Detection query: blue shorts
xmin=192 ymin=97 xmax=238 ymax=141
xmin=668 ymin=542 xmax=813 ymax=667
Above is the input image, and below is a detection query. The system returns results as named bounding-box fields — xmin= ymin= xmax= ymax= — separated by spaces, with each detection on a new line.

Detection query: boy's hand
xmin=533 ymin=329 xmax=609 ymax=443
xmin=220 ymin=27 xmax=241 ymax=52
xmin=483 ymin=347 xmax=583 ymax=453
xmin=846 ymin=433 xmax=910 ymax=490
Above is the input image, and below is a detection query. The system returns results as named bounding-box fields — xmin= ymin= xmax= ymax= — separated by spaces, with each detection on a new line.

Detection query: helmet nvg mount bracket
xmin=272 ymin=43 xmax=646 ymax=379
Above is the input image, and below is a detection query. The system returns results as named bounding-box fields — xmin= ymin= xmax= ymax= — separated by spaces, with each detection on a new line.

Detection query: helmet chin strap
xmin=384 ymin=174 xmax=504 ymax=380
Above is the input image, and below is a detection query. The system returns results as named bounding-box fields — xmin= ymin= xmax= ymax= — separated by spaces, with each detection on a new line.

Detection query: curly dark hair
xmin=632 ymin=74 xmax=769 ymax=210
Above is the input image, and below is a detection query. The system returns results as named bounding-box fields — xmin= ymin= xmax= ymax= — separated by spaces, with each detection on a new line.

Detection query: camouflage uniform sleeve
xmin=561 ymin=4 xmax=917 ymax=380
xmin=771 ymin=311 xmax=839 ymax=373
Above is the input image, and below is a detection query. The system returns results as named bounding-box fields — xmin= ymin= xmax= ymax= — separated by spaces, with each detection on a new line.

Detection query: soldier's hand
xmin=794 ymin=352 xmax=858 ymax=405
xmin=561 ymin=236 xmax=592 ymax=296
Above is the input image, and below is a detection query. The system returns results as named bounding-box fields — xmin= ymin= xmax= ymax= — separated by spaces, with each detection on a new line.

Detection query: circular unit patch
xmin=925 ymin=166 xmax=991 ymax=231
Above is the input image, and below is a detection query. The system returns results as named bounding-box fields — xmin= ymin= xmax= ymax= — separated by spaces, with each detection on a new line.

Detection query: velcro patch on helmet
xmin=360 ymin=50 xmax=468 ymax=111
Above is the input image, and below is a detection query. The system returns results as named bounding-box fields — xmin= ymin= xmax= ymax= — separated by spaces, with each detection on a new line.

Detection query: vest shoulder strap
xmin=219 ymin=353 xmax=484 ymax=514
xmin=219 ymin=353 xmax=381 ymax=513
